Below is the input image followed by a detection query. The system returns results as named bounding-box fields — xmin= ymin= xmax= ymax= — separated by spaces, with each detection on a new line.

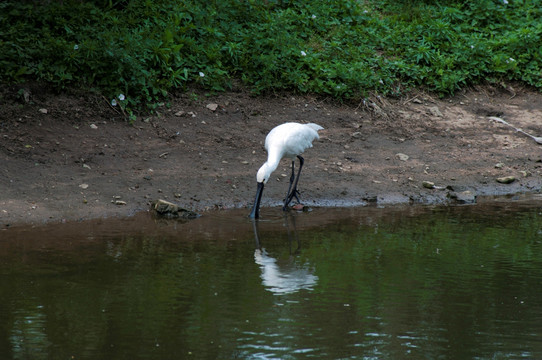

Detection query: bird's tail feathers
xmin=306 ymin=123 xmax=324 ymax=131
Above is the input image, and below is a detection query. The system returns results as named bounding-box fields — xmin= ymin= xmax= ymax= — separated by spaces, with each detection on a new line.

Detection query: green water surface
xmin=1 ymin=201 xmax=542 ymax=359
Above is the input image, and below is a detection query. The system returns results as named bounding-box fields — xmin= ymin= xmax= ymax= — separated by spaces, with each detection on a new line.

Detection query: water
xmin=1 ymin=199 xmax=542 ymax=359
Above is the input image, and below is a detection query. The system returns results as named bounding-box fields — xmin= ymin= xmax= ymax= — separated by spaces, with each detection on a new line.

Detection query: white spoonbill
xmin=249 ymin=122 xmax=324 ymax=219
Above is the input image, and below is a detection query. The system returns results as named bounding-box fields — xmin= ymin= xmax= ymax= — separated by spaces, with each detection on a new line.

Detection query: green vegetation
xmin=1 ymin=0 xmax=541 ymax=114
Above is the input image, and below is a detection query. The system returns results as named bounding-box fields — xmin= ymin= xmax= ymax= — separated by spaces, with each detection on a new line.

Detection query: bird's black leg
xmin=283 ymin=155 xmax=304 ymax=210
xmin=283 ymin=160 xmax=296 ymax=210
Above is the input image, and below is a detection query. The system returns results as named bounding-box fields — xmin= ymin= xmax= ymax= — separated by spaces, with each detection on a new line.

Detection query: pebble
xmin=206 ymin=103 xmax=218 ymax=111
xmin=396 ymin=153 xmax=409 ymax=161
xmin=351 ymin=132 xmax=363 ymax=139
xmin=422 ymin=181 xmax=435 ymax=189
xmin=292 ymin=204 xmax=304 ymax=211
xmin=496 ymin=176 xmax=515 ymax=184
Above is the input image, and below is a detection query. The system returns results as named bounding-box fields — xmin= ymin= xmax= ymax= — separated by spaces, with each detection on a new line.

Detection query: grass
xmin=1 ymin=0 xmax=541 ymax=117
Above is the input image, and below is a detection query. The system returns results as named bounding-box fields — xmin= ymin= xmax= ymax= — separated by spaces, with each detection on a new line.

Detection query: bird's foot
xmin=283 ymin=189 xmax=302 ymax=211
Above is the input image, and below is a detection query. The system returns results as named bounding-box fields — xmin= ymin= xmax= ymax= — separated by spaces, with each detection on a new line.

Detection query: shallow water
xmin=1 ymin=199 xmax=542 ymax=359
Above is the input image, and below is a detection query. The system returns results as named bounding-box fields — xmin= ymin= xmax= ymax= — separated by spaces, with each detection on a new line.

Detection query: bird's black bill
xmin=249 ymin=182 xmax=264 ymax=219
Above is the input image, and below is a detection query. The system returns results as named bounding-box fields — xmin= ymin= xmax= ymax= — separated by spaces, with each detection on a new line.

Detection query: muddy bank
xmin=1 ymin=83 xmax=541 ymax=227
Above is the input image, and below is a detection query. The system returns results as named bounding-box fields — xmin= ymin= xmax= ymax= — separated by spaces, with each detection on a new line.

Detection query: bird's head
xmin=256 ymin=163 xmax=271 ymax=184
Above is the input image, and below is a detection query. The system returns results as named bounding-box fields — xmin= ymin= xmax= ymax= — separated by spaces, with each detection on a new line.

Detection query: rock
xmin=174 ymin=110 xmax=185 ymax=117
xmin=90 ymin=124 xmax=98 ymax=130
xmin=22 ymin=88 xmax=31 ymax=103
xmin=396 ymin=153 xmax=409 ymax=161
xmin=495 ymin=163 xmax=504 ymax=169
xmin=151 ymin=199 xmax=199 ymax=219
xmin=363 ymin=195 xmax=378 ymax=203
xmin=428 ymin=106 xmax=443 ymax=117
xmin=496 ymin=176 xmax=515 ymax=184
xmin=448 ymin=190 xmax=477 ymax=204
xmin=114 ymin=200 xmax=126 ymax=206
xmin=292 ymin=203 xmax=304 ymax=211
xmin=39 ymin=108 xmax=48 ymax=114
xmin=351 ymin=132 xmax=363 ymax=139
xmin=206 ymin=103 xmax=218 ymax=111
xmin=79 ymin=183 xmax=89 ymax=189
xmin=422 ymin=181 xmax=435 ymax=189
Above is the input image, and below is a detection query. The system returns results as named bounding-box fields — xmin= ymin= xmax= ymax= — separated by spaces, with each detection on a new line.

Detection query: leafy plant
xmin=0 ymin=0 xmax=541 ymax=114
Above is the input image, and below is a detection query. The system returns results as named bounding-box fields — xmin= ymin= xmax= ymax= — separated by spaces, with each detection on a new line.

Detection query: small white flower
xmin=379 ymin=79 xmax=384 ymax=85
xmin=118 ymin=94 xmax=125 ymax=101
xmin=311 ymin=14 xmax=316 ymax=19
xmin=502 ymin=0 xmax=508 ymax=4
xmin=300 ymin=51 xmax=307 ymax=56
xmin=199 ymin=72 xmax=205 ymax=77
xmin=470 ymin=45 xmax=474 ymax=49
xmin=111 ymin=99 xmax=117 ymax=106
xmin=509 ymin=57 xmax=515 ymax=62
xmin=73 ymin=44 xmax=79 ymax=50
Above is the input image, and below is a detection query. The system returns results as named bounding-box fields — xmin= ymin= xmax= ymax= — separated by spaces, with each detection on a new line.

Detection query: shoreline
xmin=1 ymin=84 xmax=541 ymax=229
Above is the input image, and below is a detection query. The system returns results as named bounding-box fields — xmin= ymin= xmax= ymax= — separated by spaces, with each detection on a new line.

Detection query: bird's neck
xmin=261 ymin=159 xmax=279 ymax=178
xmin=257 ymin=152 xmax=280 ymax=183
xmin=265 ymin=150 xmax=282 ymax=173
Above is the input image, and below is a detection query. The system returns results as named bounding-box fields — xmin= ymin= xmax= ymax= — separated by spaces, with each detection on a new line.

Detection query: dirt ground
xmin=1 ymin=82 xmax=541 ymax=227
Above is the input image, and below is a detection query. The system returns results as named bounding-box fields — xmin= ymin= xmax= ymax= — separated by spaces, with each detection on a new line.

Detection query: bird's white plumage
xmin=256 ymin=122 xmax=323 ymax=183
xmin=265 ymin=122 xmax=322 ymax=158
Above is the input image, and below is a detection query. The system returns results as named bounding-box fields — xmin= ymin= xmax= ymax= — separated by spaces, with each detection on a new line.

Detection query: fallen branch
xmin=488 ymin=116 xmax=542 ymax=145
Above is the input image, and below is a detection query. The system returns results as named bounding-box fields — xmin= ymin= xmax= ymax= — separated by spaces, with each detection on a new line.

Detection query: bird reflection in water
xmin=252 ymin=214 xmax=318 ymax=295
